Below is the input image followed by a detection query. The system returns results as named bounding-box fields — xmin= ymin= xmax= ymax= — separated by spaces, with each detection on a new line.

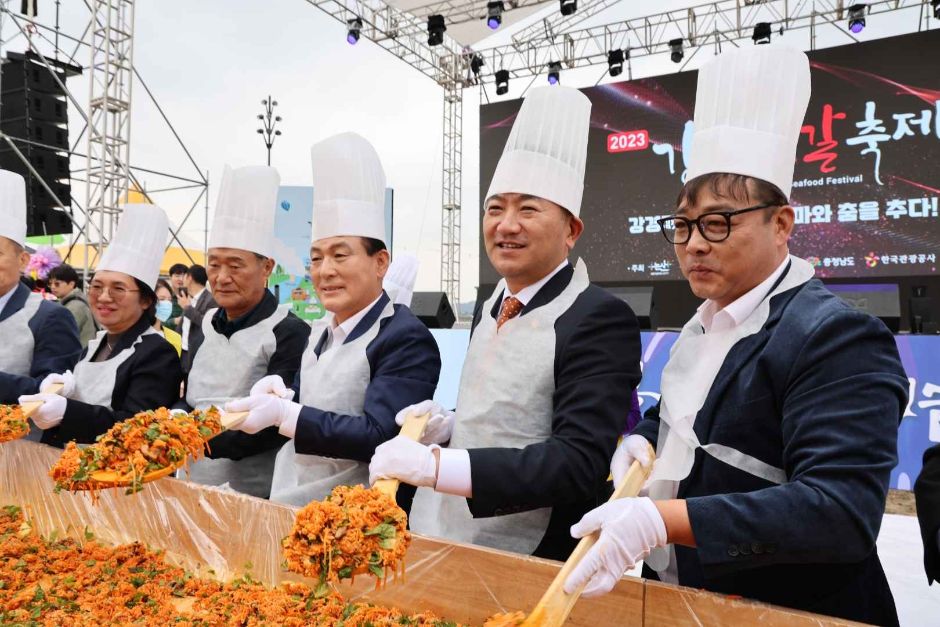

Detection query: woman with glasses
xmin=19 ymin=205 xmax=183 ymax=447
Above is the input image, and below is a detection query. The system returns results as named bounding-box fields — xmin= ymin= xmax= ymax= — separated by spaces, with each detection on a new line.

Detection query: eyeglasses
xmin=88 ymin=283 xmax=139 ymax=302
xmin=656 ymin=203 xmax=777 ymax=244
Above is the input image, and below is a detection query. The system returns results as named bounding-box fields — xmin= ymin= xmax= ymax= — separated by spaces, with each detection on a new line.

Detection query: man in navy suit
xmin=369 ymin=86 xmax=642 ymax=560
xmin=0 ymin=170 xmax=81 ymax=405
xmin=564 ymin=46 xmax=906 ymax=626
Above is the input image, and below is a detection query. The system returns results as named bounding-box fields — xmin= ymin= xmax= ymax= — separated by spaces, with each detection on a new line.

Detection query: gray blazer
xmin=181 ymin=286 xmax=217 ymax=371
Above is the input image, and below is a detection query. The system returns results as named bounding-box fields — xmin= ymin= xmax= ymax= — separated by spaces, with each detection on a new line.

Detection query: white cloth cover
xmin=485 ymin=86 xmax=592 ymax=217
xmin=270 ymin=301 xmax=394 ymax=506
xmin=310 ymin=132 xmax=387 ymax=244
xmin=70 ymin=327 xmax=161 ymax=409
xmin=0 ymin=169 xmax=28 ymax=247
xmin=686 ymin=45 xmax=811 ymax=198
xmin=645 ymin=256 xmax=815 ymax=578
xmin=208 ymin=165 xmax=281 ymax=258
xmin=424 ymin=260 xmax=591 ymax=554
xmin=97 ymin=204 xmax=168 ymax=289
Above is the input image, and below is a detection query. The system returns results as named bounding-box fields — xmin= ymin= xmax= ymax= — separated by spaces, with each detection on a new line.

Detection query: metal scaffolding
xmin=441 ymin=80 xmax=462 ymax=311
xmin=85 ymin=0 xmax=135 ymax=255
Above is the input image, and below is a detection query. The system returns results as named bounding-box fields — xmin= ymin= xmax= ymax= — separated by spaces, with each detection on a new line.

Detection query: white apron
xmin=184 ymin=304 xmax=291 ymax=498
xmin=70 ymin=327 xmax=161 ymax=408
xmin=0 ymin=291 xmax=41 ymax=376
xmin=646 ymin=256 xmax=814 ymax=580
xmin=270 ymin=302 xmax=394 ymax=506
xmin=434 ymin=261 xmax=590 ymax=555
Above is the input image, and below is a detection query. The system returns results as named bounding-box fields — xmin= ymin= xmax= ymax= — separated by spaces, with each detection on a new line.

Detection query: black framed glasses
xmin=656 ymin=202 xmax=776 ymax=244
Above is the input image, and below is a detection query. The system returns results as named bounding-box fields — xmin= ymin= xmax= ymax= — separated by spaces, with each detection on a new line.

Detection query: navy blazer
xmin=0 ymin=282 xmax=81 ymax=403
xmin=632 ymin=277 xmax=907 ymax=626
xmin=291 ymin=291 xmax=442 ymax=462
xmin=467 ymin=264 xmax=643 ymax=561
xmin=915 ymin=444 xmax=940 ymax=585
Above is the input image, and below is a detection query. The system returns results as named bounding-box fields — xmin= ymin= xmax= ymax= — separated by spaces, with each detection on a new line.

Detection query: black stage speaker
xmin=0 ymin=51 xmax=81 ymax=237
xmin=411 ymin=291 xmax=456 ymax=329
xmin=826 ymin=283 xmax=901 ymax=333
xmin=604 ymin=286 xmax=657 ymax=330
xmin=910 ymin=286 xmax=938 ymax=334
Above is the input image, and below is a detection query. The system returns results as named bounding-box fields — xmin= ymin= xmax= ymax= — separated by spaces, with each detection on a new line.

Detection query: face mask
xmin=155 ymin=300 xmax=173 ymax=322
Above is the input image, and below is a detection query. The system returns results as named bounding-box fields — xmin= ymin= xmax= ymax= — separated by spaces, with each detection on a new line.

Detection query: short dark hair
xmin=186 ymin=264 xmax=208 ymax=286
xmin=48 ymin=263 xmax=82 ymax=290
xmin=135 ymin=279 xmax=157 ymax=325
xmin=168 ymin=263 xmax=188 ymax=276
xmin=677 ymin=173 xmax=788 ymax=222
xmin=361 ymin=237 xmax=387 ymax=256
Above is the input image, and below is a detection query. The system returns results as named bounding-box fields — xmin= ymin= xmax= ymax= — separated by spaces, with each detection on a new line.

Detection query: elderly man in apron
xmin=225 ymin=133 xmax=441 ymax=507
xmin=20 ymin=205 xmax=183 ymax=446
xmin=563 ymin=46 xmax=907 ymax=627
xmin=178 ymin=165 xmax=310 ymax=499
xmin=0 ymin=170 xmax=81 ymax=426
xmin=369 ymin=86 xmax=643 ymax=561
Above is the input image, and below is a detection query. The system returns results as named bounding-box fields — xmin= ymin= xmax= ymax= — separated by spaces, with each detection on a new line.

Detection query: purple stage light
xmin=487 ymin=17 xmax=500 ymax=29
xmin=849 ymin=19 xmax=865 ymax=33
xmin=347 ymin=32 xmax=359 ymax=44
xmin=548 ymin=75 xmax=558 ymax=85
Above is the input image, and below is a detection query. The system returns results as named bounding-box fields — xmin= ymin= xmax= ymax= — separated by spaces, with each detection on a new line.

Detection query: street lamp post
xmin=257 ymin=96 xmax=282 ymax=166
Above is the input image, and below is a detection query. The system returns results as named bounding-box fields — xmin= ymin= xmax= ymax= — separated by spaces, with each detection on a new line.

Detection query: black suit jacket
xmin=915 ymin=444 xmax=940 ymax=585
xmin=466 ymin=263 xmax=642 ymax=560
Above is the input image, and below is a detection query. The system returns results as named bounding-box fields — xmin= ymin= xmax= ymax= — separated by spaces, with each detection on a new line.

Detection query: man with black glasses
xmin=564 ymin=45 xmax=907 ymax=626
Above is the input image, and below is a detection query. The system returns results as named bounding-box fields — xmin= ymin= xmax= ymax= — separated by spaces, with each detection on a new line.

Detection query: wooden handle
xmin=220 ymin=410 xmax=250 ymax=431
xmin=521 ymin=443 xmax=655 ymax=627
xmin=20 ymin=382 xmax=65 ymax=419
xmin=373 ymin=412 xmax=431 ymax=500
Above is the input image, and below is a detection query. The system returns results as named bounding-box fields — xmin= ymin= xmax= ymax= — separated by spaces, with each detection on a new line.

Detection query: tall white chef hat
xmin=686 ymin=45 xmax=811 ymax=199
xmin=97 ymin=204 xmax=168 ymax=289
xmin=208 ymin=165 xmax=281 ymax=258
xmin=310 ymin=132 xmax=387 ymax=244
xmin=0 ymin=169 xmax=28 ymax=248
xmin=485 ymin=85 xmax=592 ymax=217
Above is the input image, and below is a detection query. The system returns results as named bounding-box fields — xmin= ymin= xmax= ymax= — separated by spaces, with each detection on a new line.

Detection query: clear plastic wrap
xmin=0 ymin=439 xmax=852 ymax=626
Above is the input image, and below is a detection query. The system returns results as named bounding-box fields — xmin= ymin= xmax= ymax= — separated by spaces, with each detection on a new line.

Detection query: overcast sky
xmin=1 ymin=0 xmax=929 ymax=301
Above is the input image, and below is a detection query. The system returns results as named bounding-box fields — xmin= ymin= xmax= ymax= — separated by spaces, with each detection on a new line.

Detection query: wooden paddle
xmin=372 ymin=411 xmax=432 ymax=500
xmin=84 ymin=409 xmax=250 ymax=487
xmin=508 ymin=445 xmax=656 ymax=627
xmin=19 ymin=382 xmax=64 ymax=421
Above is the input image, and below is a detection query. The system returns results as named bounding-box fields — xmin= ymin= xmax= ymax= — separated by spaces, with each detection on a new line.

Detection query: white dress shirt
xmin=697 ymin=256 xmax=790 ymax=334
xmin=322 ymin=292 xmax=383 ymax=352
xmin=181 ymin=286 xmax=206 ymax=352
xmin=436 ymin=259 xmax=571 ymax=498
xmin=0 ymin=282 xmax=17 ymax=316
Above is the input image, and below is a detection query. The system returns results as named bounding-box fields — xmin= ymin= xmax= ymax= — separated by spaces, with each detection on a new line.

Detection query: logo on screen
xmin=864 ymin=252 xmax=880 ymax=268
xmin=607 ymin=130 xmax=649 ymax=153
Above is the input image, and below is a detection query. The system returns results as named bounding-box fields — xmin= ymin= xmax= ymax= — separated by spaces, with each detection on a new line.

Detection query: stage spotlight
xmin=486 ymin=1 xmax=504 ymax=30
xmin=547 ymin=61 xmax=561 ymax=85
xmin=848 ymin=4 xmax=867 ymax=34
xmin=346 ymin=17 xmax=362 ymax=45
xmin=495 ymin=69 xmax=510 ymax=95
xmin=607 ymin=49 xmax=625 ymax=77
xmin=470 ymin=54 xmax=485 ymax=77
xmin=560 ymin=0 xmax=577 ymax=16
xmin=752 ymin=22 xmax=772 ymax=44
xmin=932 ymin=0 xmax=939 ymax=19
xmin=669 ymin=38 xmax=684 ymax=64
xmin=427 ymin=14 xmax=446 ymax=46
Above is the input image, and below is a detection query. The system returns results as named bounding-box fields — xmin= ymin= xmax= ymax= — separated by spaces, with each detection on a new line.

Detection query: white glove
xmin=369 ymin=435 xmax=439 ymax=488
xmin=224 ymin=394 xmax=301 ymax=435
xmin=18 ymin=393 xmax=67 ymax=430
xmin=38 ymin=371 xmax=75 ymax=397
xmin=248 ymin=374 xmax=294 ymax=400
xmin=396 ymin=400 xmax=455 ymax=445
xmin=383 ymin=253 xmax=419 ymax=306
xmin=611 ymin=434 xmax=653 ymax=486
xmin=563 ymin=497 xmax=667 ymax=598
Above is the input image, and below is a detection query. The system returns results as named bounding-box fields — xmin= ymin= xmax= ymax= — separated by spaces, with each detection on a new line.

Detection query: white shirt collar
xmin=0 ymin=282 xmax=19 ymax=316
xmin=328 ymin=292 xmax=384 ymax=347
xmin=502 ymin=259 xmax=570 ymax=307
xmin=698 ymin=256 xmax=790 ymax=334
xmin=190 ymin=286 xmax=206 ymax=303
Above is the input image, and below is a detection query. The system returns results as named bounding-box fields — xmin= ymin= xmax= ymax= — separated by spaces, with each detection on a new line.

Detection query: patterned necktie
xmin=497 ymin=296 xmax=523 ymax=330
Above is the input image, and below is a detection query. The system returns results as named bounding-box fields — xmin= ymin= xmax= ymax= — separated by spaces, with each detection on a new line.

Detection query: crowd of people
xmin=0 ymin=43 xmax=938 ymax=626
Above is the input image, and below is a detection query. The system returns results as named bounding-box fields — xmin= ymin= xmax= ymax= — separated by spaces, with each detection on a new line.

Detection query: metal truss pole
xmin=85 ymin=0 xmax=135 ymax=261
xmin=441 ymin=78 xmax=462 ymax=312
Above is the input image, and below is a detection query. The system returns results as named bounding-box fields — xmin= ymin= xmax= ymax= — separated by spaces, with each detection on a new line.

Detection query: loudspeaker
xmin=603 ymin=286 xmax=657 ymax=330
xmin=826 ymin=283 xmax=901 ymax=333
xmin=411 ymin=291 xmax=456 ymax=329
xmin=910 ymin=285 xmax=937 ymax=334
